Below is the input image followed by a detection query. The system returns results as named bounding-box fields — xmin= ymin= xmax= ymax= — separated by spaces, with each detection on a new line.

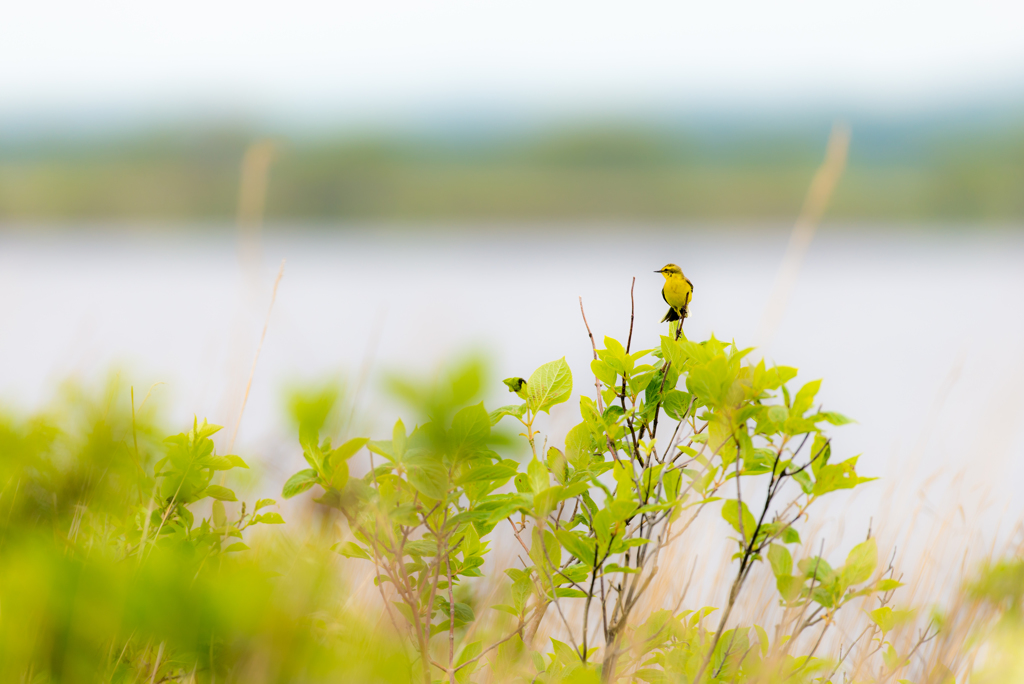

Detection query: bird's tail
xmin=661 ymin=307 xmax=680 ymax=323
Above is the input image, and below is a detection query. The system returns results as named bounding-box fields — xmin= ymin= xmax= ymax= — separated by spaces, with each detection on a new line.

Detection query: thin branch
xmin=452 ymin=622 xmax=526 ymax=673
xmin=579 ymin=296 xmax=605 ymax=413
xmin=626 ymin=277 xmax=636 ymax=354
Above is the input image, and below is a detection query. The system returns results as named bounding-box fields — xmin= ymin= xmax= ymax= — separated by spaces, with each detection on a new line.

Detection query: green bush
xmin=282 ymin=320 xmax=890 ymax=683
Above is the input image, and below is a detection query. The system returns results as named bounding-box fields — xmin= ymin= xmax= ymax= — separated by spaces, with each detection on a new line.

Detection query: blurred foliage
xmin=2 ymin=119 xmax=1024 ymax=221
xmin=968 ymin=559 xmax=1024 ymax=683
xmin=1 ymin=341 xmax=1021 ymax=682
xmin=0 ymin=379 xmax=410 ymax=683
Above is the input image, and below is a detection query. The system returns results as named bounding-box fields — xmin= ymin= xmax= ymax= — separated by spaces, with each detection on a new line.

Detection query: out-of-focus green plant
xmin=284 ymin=310 xmax=901 ymax=683
xmin=965 ymin=558 xmax=1024 ymax=683
xmin=282 ymin=359 xmax=512 ymax=683
xmin=0 ymin=380 xmax=412 ymax=683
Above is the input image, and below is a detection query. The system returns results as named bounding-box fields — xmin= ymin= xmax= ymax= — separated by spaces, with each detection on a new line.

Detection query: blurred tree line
xmin=1 ymin=115 xmax=1022 ymax=223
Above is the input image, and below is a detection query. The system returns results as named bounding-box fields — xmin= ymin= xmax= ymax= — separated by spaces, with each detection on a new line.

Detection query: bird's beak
xmin=653 ymin=270 xmax=662 ymax=273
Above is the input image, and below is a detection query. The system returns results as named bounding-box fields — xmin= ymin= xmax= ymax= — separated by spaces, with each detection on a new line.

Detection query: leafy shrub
xmin=282 ymin=318 xmax=898 ymax=683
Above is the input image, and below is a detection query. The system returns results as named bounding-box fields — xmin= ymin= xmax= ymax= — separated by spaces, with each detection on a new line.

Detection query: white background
xmin=3 ymin=0 xmax=1023 ymax=119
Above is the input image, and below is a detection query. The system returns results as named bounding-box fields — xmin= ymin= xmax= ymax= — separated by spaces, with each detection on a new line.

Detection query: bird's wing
xmin=686 ymin=277 xmax=694 ymax=292
xmin=661 ymin=285 xmax=671 ymax=306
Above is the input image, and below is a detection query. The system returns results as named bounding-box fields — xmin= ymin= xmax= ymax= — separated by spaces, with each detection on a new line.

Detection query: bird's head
xmin=655 ymin=264 xmax=684 ymax=279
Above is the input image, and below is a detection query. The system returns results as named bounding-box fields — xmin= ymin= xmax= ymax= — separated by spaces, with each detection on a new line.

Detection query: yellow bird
xmin=656 ymin=264 xmax=693 ymax=323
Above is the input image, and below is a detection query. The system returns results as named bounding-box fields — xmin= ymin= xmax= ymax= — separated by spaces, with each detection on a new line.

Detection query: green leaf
xmin=611 ymin=460 xmax=634 ymax=501
xmin=791 ymin=379 xmax=822 ymax=416
xmin=555 ymin=530 xmax=597 ymax=567
xmin=688 ymin=606 xmax=718 ymax=627
xmin=224 ymin=542 xmax=249 ymax=552
xmin=301 ymin=440 xmax=323 ymax=472
xmin=663 ymin=467 xmax=682 ymax=501
xmin=254 ymin=498 xmax=276 ymax=511
xmin=533 ymin=485 xmax=564 ymax=518
xmin=254 ymin=512 xmax=285 ymax=524
xmin=366 ymin=440 xmax=396 ymax=464
xmin=883 ymin=644 xmax=901 ymax=671
xmin=842 ymin=538 xmax=878 ymax=586
xmin=634 ymin=669 xmax=668 ymax=684
xmin=721 ymin=499 xmax=756 ymax=540
xmin=926 ymin=664 xmax=956 ymax=684
xmin=198 ymin=454 xmax=249 ymax=470
xmin=781 ymin=526 xmax=801 ymax=544
xmin=282 ymin=469 xmax=319 ymax=499
xmin=868 ymin=606 xmax=892 ymax=634
xmin=489 ymin=404 xmax=526 ymax=425
xmin=791 ymin=470 xmax=813 ymax=495
xmin=457 ymin=640 xmax=483 ymax=665
xmin=767 ymin=405 xmax=789 ymax=424
xmin=406 ymin=456 xmax=449 ymax=500
xmin=550 ymin=638 xmax=581 ymax=665
xmin=868 ymin=606 xmax=914 ymax=633
xmin=798 ymin=557 xmax=835 ymax=584
xmin=503 ymin=377 xmax=528 ymax=399
xmin=450 ymin=403 xmax=491 ymax=460
xmin=529 ymin=527 xmax=561 ymax=571
xmin=405 ymin=539 xmax=439 ymax=556
xmin=392 ymin=419 xmax=407 ymax=460
xmin=560 ymin=564 xmax=590 ymax=584
xmin=225 ymin=454 xmax=249 ymax=469
xmin=511 ymin=574 xmax=532 ymax=614
xmin=329 ymin=459 xmax=349 ymax=491
xmin=812 ymin=456 xmax=876 ymax=496
xmin=193 ymin=419 xmax=223 ymax=440
xmin=212 ymin=500 xmax=227 ymax=528
xmin=564 ymin=422 xmax=596 ymax=470
xmin=819 ymin=411 xmax=854 ymax=425
xmin=456 ymin=464 xmax=518 ymax=486
xmin=776 ymin=575 xmax=803 ymax=602
xmin=203 ymin=485 xmax=237 ymax=502
xmin=527 ymin=457 xmax=549 ymax=494
xmin=810 ymin=434 xmax=832 ymax=474
xmin=661 ymin=390 xmax=692 ymax=421
xmin=334 ymin=541 xmax=371 ymax=560
xmin=754 ymin=624 xmax=769 ymax=657
xmin=767 ymin=544 xmax=792 ymax=578
xmin=546 ymin=447 xmax=568 ymax=484
xmin=330 ymin=437 xmax=369 ymax=463
xmin=527 ymin=358 xmax=573 ymax=414
xmin=590 ymin=359 xmax=618 ymax=386
xmin=660 ymin=336 xmax=688 ymax=372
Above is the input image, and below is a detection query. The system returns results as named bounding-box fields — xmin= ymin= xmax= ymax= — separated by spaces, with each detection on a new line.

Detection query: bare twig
xmin=580 ymin=296 xmax=605 ymax=413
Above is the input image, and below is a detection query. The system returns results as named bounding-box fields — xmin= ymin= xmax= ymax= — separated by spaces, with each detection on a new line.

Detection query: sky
xmin=3 ymin=0 xmax=1024 ymax=127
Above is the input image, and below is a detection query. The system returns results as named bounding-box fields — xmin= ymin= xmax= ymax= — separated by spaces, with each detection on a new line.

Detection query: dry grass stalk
xmin=228 ymin=259 xmax=285 ymax=452
xmin=758 ymin=122 xmax=850 ymax=347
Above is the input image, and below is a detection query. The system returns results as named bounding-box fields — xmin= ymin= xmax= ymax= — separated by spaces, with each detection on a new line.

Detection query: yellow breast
xmin=663 ymin=275 xmax=692 ymax=309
